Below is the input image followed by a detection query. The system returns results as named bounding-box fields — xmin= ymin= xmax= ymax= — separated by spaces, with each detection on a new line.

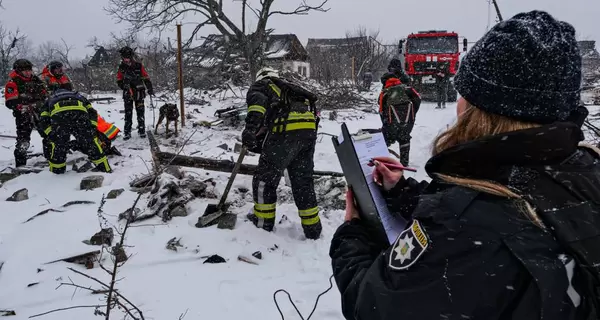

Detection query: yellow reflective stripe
xmin=272 ymin=122 xmax=316 ymax=132
xmin=40 ymin=111 xmax=50 ymax=117
xmin=104 ymin=125 xmax=119 ymax=139
xmin=44 ymin=127 xmax=52 ymax=135
xmin=93 ymin=137 xmax=104 ymax=153
xmin=299 ymin=207 xmax=319 ymax=217
xmin=50 ymin=142 xmax=56 ymax=159
xmin=90 ymin=120 xmax=98 ymax=126
xmin=300 ymin=215 xmax=320 ymax=226
xmin=269 ymin=84 xmax=281 ymax=97
xmin=287 ymin=111 xmax=315 ymax=119
xmin=50 ymin=104 xmax=87 ymax=116
xmin=92 ymin=156 xmax=108 ymax=165
xmin=254 ymin=203 xmax=276 ymax=210
xmin=254 ymin=210 xmax=276 ymax=219
xmin=49 ymin=161 xmax=66 ymax=169
xmin=248 ymin=105 xmax=266 ymax=114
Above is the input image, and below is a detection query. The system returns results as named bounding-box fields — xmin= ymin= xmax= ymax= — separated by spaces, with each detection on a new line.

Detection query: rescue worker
xmin=40 ymin=61 xmax=73 ymax=93
xmin=387 ymin=58 xmax=411 ymax=84
xmin=242 ymin=67 xmax=322 ymax=240
xmin=69 ymin=111 xmax=121 ymax=156
xmin=361 ymin=69 xmax=373 ymax=91
xmin=116 ymin=46 xmax=154 ymax=140
xmin=434 ymin=63 xmax=450 ymax=109
xmin=39 ymin=89 xmax=112 ymax=174
xmin=4 ymin=59 xmax=48 ymax=167
xmin=378 ymin=73 xmax=421 ymax=165
xmin=331 ymin=11 xmax=593 ymax=320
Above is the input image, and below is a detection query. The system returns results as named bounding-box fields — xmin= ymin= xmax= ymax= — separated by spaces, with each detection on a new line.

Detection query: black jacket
xmin=330 ymin=122 xmax=596 ymax=320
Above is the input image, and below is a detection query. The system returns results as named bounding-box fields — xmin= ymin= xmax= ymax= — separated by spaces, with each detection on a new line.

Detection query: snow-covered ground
xmin=0 ymin=85 xmax=595 ymax=319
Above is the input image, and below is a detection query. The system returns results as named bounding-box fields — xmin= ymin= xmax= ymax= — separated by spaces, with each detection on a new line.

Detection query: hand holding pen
xmin=368 ymin=156 xmax=416 ymax=191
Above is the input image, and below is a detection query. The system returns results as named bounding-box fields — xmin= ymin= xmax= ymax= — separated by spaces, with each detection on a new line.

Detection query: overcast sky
xmin=0 ymin=0 xmax=598 ymax=60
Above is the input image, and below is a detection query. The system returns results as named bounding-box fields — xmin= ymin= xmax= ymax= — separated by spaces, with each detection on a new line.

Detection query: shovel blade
xmin=217 ymin=213 xmax=237 ymax=230
xmin=196 ymin=204 xmax=224 ymax=228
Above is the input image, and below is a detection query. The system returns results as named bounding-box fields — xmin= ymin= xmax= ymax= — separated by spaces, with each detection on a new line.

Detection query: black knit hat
xmin=453 ymin=10 xmax=582 ymax=124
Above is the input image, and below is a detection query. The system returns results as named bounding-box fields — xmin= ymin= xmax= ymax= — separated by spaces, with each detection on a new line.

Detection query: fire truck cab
xmin=398 ymin=30 xmax=468 ymax=102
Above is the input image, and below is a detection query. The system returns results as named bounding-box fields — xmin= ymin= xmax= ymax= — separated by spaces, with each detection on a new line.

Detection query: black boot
xmin=123 ymin=132 xmax=131 ymax=141
xmin=302 ymin=221 xmax=322 ymax=240
xmin=138 ymin=128 xmax=146 ymax=138
xmin=246 ymin=212 xmax=275 ymax=232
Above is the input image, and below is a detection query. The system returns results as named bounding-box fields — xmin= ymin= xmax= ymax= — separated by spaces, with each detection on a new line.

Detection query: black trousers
xmin=13 ymin=111 xmax=47 ymax=166
xmin=380 ymin=113 xmax=414 ymax=166
xmin=437 ymin=81 xmax=449 ymax=107
xmin=252 ymin=136 xmax=320 ymax=227
xmin=48 ymin=113 xmax=111 ymax=174
xmin=123 ymin=89 xmax=146 ymax=134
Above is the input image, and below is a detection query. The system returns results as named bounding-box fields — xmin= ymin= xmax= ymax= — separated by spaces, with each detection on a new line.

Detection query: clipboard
xmin=332 ymin=123 xmax=406 ymax=244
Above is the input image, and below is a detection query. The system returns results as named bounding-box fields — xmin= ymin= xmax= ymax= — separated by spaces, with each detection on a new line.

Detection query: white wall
xmin=282 ymin=61 xmax=310 ymax=78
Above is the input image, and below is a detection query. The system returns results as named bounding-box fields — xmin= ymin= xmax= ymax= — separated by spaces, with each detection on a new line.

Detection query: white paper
xmin=352 ymin=132 xmax=406 ymax=243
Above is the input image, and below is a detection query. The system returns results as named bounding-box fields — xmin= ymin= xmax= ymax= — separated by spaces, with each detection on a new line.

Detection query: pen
xmin=368 ymin=159 xmax=417 ymax=172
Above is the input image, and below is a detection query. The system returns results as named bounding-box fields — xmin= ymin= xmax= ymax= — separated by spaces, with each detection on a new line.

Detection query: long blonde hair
xmin=432 ymin=104 xmax=544 ymax=226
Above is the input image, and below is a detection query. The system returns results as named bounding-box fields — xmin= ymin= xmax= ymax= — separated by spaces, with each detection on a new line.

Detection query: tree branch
xmin=268 ymin=0 xmax=329 ymax=17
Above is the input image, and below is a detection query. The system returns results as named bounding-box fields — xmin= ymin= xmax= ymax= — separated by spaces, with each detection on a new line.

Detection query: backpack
xmin=382 ymin=84 xmax=414 ymax=124
xmin=526 ymin=144 xmax=600 ymax=319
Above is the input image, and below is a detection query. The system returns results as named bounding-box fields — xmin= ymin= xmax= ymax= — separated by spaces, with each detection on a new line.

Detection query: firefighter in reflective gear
xmin=40 ymin=61 xmax=73 ymax=93
xmin=116 ymin=46 xmax=154 ymax=140
xmin=69 ymin=111 xmax=122 ymax=156
xmin=40 ymin=89 xmax=112 ymax=174
xmin=4 ymin=59 xmax=49 ymax=167
xmin=242 ymin=67 xmax=322 ymax=240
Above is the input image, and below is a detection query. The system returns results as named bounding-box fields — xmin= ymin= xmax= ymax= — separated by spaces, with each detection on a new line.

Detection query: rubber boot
xmin=246 ymin=212 xmax=275 ymax=232
xmin=302 ymin=221 xmax=322 ymax=240
xmin=400 ymin=143 xmax=410 ymax=166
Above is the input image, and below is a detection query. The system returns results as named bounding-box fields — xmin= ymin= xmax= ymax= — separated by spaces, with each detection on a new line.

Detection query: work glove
xmin=242 ymin=129 xmax=261 ymax=153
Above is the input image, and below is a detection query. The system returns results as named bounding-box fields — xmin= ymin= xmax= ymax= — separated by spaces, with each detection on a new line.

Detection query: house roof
xmin=306 ymin=36 xmax=370 ymax=49
xmin=87 ymin=46 xmax=120 ymax=67
xmin=197 ymin=33 xmax=309 ymax=66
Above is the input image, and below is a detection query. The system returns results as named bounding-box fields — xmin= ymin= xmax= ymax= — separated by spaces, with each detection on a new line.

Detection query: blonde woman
xmin=330 ymin=11 xmax=598 ymax=320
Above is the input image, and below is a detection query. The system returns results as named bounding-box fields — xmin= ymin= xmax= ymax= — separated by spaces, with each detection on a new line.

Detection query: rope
xmin=273 ymin=274 xmax=335 ymax=320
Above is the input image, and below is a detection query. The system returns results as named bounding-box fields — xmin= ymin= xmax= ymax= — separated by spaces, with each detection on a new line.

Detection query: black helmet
xmin=48 ymin=60 xmax=63 ymax=71
xmin=13 ymin=59 xmax=33 ymax=72
xmin=119 ymin=46 xmax=134 ymax=59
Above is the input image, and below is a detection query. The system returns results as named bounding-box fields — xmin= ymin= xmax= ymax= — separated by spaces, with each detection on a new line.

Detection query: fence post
xmin=176 ymin=23 xmax=185 ymax=127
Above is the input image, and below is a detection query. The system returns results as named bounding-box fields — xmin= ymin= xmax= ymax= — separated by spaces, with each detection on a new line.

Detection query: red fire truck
xmin=399 ymin=30 xmax=468 ymax=101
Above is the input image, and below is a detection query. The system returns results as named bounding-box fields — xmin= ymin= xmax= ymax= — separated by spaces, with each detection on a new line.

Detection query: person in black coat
xmin=330 ymin=11 xmax=597 ymax=320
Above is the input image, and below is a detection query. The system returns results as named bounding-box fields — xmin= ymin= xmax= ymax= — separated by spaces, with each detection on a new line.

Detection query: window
xmin=406 ymin=36 xmax=458 ymax=54
xmin=302 ymin=67 xmax=307 ymax=76
xmin=298 ymin=66 xmax=303 ymax=74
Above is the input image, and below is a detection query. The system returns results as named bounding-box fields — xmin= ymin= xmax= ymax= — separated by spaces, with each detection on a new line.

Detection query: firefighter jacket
xmin=244 ymin=77 xmax=318 ymax=140
xmin=116 ymin=61 xmax=153 ymax=94
xmin=39 ymin=89 xmax=98 ymax=136
xmin=378 ymin=75 xmax=421 ymax=116
xmin=4 ymin=70 xmax=48 ymax=110
xmin=96 ymin=113 xmax=120 ymax=140
xmin=40 ymin=66 xmax=73 ymax=93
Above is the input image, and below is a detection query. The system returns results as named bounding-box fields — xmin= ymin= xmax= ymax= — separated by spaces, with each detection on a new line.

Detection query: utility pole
xmin=491 ymin=0 xmax=503 ymax=22
xmin=176 ymin=23 xmax=185 ymax=127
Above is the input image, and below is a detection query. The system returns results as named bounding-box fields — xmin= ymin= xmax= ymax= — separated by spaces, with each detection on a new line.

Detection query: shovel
xmin=195 ymin=146 xmax=248 ymax=229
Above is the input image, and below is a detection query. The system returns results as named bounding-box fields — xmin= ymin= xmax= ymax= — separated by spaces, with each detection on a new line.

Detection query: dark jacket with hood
xmin=330 ymin=121 xmax=597 ymax=320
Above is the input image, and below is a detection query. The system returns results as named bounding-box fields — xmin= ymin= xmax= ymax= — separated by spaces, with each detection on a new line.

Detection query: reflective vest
xmin=96 ymin=115 xmax=120 ymax=140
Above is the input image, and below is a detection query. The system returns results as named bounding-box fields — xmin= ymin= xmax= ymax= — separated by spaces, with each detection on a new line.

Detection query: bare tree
xmin=105 ymin=0 xmax=329 ymax=82
xmin=0 ymin=23 xmax=26 ymax=84
xmin=33 ymin=39 xmax=74 ymax=69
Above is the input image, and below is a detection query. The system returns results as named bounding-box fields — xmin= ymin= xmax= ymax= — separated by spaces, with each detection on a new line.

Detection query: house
xmin=86 ymin=46 xmax=121 ymax=67
xmin=197 ymin=33 xmax=311 ymax=77
xmin=307 ymin=36 xmax=386 ymax=82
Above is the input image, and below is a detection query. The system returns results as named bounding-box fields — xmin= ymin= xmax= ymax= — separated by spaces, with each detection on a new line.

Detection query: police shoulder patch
xmin=388 ymin=219 xmax=429 ymax=271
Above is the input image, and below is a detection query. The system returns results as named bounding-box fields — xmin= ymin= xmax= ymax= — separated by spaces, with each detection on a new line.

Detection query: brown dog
xmin=155 ymin=103 xmax=179 ymax=136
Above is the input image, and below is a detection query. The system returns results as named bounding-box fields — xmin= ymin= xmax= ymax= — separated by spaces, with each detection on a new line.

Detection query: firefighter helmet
xmin=255 ymin=67 xmax=279 ymax=82
xmin=48 ymin=60 xmax=64 ymax=74
xmin=13 ymin=59 xmax=33 ymax=71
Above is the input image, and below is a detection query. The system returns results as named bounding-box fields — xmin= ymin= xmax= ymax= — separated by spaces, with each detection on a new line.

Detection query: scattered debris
xmin=268 ymin=244 xmax=279 ymax=252
xmin=0 ymin=310 xmax=16 ymax=316
xmin=112 ymin=244 xmax=128 ymax=263
xmin=0 ymin=261 xmax=4 ymax=273
xmin=238 ymin=255 xmax=259 ymax=265
xmin=234 ymin=142 xmax=243 ymax=153
xmin=164 ymin=166 xmax=184 ymax=179
xmin=84 ymin=228 xmax=114 ymax=246
xmin=106 ymin=189 xmax=125 ymax=199
xmin=203 ymin=254 xmax=226 ymax=264
xmin=0 ymin=172 xmax=19 ymax=185
xmin=37 ymin=268 xmax=43 ymax=273
xmin=217 ymin=143 xmax=228 ymax=151
xmin=6 ymin=188 xmax=28 ymax=202
xmin=80 ymin=175 xmax=105 ymax=190
xmin=45 ymin=250 xmax=100 ymax=269
xmin=252 ymin=251 xmax=263 ymax=260
xmin=118 ymin=207 xmax=145 ymax=222
xmin=329 ymin=110 xmax=338 ymax=121
xmin=166 ymin=237 xmax=183 ymax=252
xmin=27 ymin=282 xmax=39 ymax=288
xmin=24 ymin=200 xmax=95 ymax=223
xmin=314 ymin=176 xmax=346 ymax=210
xmin=170 ymin=206 xmax=188 ymax=217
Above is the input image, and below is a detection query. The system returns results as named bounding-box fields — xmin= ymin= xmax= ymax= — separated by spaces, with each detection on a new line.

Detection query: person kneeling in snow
xmin=69 ymin=112 xmax=122 ymax=156
xmin=40 ymin=89 xmax=112 ymax=174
